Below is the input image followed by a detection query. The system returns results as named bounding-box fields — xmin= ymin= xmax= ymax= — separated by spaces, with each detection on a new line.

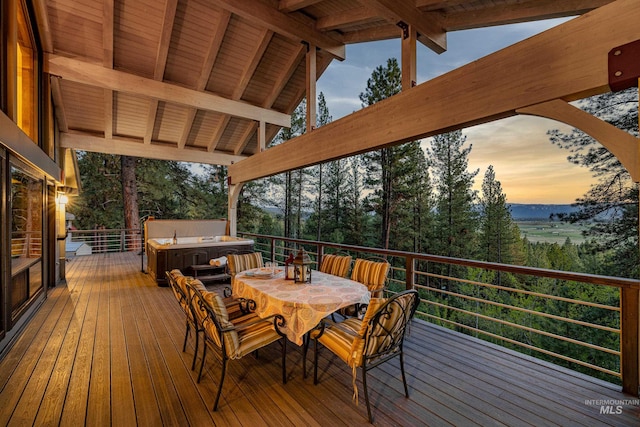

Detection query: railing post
xmin=270 ymin=238 xmax=276 ymax=263
xmin=405 ymin=255 xmax=415 ymax=291
xmin=621 ymin=286 xmax=640 ymax=396
xmin=318 ymin=244 xmax=325 ymax=270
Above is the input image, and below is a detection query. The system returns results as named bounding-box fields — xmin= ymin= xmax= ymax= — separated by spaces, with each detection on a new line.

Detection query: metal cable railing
xmin=66 ymin=228 xmax=143 ymax=255
xmin=239 ymin=232 xmax=638 ymax=385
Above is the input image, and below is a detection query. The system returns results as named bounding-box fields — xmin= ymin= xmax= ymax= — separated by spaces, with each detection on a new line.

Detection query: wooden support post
xmin=259 ymin=120 xmax=266 ymax=152
xmin=401 ymin=23 xmax=417 ymax=90
xmin=306 ymin=43 xmax=317 ymax=132
xmin=621 ymin=286 xmax=640 ymax=396
xmin=227 ymin=182 xmax=244 ymax=237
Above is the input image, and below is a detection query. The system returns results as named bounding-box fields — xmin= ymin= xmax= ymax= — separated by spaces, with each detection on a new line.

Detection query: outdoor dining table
xmin=232 ymin=268 xmax=370 ymax=346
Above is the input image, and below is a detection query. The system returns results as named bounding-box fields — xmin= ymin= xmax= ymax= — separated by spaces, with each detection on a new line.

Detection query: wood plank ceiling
xmin=37 ymin=0 xmax=614 ymax=167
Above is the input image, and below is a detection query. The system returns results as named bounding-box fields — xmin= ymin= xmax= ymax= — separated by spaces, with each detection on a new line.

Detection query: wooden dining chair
xmin=319 ymin=253 xmax=352 ymax=278
xmin=312 ymin=290 xmax=419 ymax=423
xmin=186 ymin=282 xmax=287 ymax=411
xmin=227 ymin=252 xmax=264 ymax=278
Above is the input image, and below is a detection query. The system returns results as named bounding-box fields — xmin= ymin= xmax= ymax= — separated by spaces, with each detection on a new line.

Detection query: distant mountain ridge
xmin=508 ymin=204 xmax=579 ymax=220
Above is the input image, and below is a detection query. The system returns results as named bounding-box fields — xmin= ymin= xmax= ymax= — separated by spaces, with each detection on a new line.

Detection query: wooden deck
xmin=0 ymin=252 xmax=638 ymax=426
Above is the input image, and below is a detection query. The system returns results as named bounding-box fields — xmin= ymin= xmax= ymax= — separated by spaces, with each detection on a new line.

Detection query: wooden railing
xmin=239 ymin=232 xmax=640 ymax=396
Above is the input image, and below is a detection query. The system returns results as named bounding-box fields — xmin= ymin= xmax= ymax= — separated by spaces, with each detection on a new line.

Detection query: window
xmin=10 ymin=164 xmax=43 ymax=315
xmin=16 ymin=1 xmax=36 ymax=142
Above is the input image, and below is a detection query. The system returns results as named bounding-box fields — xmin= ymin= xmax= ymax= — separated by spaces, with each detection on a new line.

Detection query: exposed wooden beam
xmin=60 ymin=132 xmax=246 ymax=166
xmin=45 ymin=54 xmax=291 ymax=128
xmin=342 ymin=24 xmax=402 ymax=44
xmin=207 ymin=116 xmax=230 ymax=152
xmin=227 ymin=29 xmax=273 ymax=154
xmin=315 ymin=6 xmax=379 ymax=31
xmin=258 ymin=121 xmax=266 ymax=152
xmin=443 ymin=0 xmax=613 ymax=31
xmin=141 ymin=0 xmax=178 ymax=146
xmin=103 ymin=0 xmax=114 ymax=67
xmin=104 ymin=90 xmax=113 ymax=139
xmin=416 ymin=0 xmax=468 ymax=10
xmin=144 ymin=100 xmax=158 ymax=144
xmin=263 ymin=45 xmax=306 ymax=108
xmin=177 ymin=109 xmax=196 ymax=149
xmin=278 ymin=0 xmax=323 ymax=13
xmin=361 ymin=0 xmax=446 ymax=53
xmin=197 ymin=10 xmax=231 ymax=91
xmin=228 ymin=0 xmax=640 ymax=185
xmin=182 ymin=10 xmax=231 ymax=151
xmin=50 ymin=77 xmax=68 ymax=133
xmin=306 ymin=44 xmax=317 ymax=131
xmin=517 ymin=99 xmax=640 ymax=182
xmin=103 ymin=0 xmax=114 ymax=139
xmin=233 ymin=30 xmax=274 ymax=100
xmin=215 ymin=0 xmax=345 ymax=60
xmin=32 ymin=0 xmax=54 ymax=52
xmin=154 ymin=0 xmax=178 ymax=80
xmin=234 ymin=122 xmax=258 ymax=156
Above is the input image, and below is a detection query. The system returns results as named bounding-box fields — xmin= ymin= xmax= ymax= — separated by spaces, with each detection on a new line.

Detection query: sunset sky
xmin=317 ymin=18 xmax=597 ymax=204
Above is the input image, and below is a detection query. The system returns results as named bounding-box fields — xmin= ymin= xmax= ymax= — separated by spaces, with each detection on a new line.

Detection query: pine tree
xmin=304 ymin=92 xmax=334 ymax=241
xmin=73 ymin=152 xmax=123 ymax=229
xmin=265 ymin=99 xmax=310 ymax=239
xmin=121 ymin=155 xmax=140 ymax=249
xmin=359 ymin=57 xmax=432 ymax=250
xmin=360 ymin=58 xmax=402 ymax=249
xmin=429 ymin=130 xmax=479 ymax=260
xmin=548 ymin=87 xmax=639 ymax=278
xmin=343 ymin=156 xmax=371 ymax=246
xmin=479 ymin=165 xmax=522 ymax=265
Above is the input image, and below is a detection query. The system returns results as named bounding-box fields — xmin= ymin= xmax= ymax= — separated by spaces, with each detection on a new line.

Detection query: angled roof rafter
xmin=215 ymin=0 xmax=346 ymax=60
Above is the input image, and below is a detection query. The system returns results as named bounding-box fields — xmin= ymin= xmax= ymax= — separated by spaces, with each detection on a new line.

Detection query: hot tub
xmin=144 ymin=219 xmax=254 ymax=285
xmin=150 ymin=235 xmax=248 ymax=247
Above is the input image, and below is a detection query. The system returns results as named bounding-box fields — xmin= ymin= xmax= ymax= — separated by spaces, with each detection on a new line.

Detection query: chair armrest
xmin=312 ymin=318 xmax=361 ymax=340
xmin=221 ymin=313 xmax=286 ymax=334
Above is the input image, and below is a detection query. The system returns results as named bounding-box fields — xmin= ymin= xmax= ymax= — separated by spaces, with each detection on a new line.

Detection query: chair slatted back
xmin=227 ymin=252 xmax=264 ymax=277
xmin=186 ymin=281 xmax=239 ymax=356
xmin=350 ymin=258 xmax=390 ymax=297
xmin=319 ymin=254 xmax=352 ymax=278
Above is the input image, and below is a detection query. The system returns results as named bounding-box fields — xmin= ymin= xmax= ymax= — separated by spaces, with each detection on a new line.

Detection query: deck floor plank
xmin=59 ymin=255 xmax=103 ymax=427
xmin=0 ymin=286 xmax=71 ymax=426
xmin=0 ymin=252 xmax=638 ymax=426
xmin=108 ymin=254 xmax=138 ymax=425
xmin=33 ymin=279 xmax=92 ymax=425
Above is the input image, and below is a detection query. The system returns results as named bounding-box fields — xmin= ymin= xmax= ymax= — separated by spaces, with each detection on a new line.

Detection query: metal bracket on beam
xmin=608 ymin=39 xmax=640 ymax=92
xmin=397 ymin=21 xmax=409 ymax=40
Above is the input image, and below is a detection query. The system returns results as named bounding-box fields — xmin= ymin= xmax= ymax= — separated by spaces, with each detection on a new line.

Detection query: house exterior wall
xmin=0 ymin=0 xmax=65 ymax=356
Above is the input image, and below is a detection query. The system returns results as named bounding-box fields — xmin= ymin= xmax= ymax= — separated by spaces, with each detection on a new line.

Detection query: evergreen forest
xmin=68 ymin=59 xmax=639 ymax=384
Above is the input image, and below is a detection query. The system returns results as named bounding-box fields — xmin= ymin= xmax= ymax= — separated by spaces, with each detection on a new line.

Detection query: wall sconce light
xmin=58 ymin=192 xmax=69 ymax=205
